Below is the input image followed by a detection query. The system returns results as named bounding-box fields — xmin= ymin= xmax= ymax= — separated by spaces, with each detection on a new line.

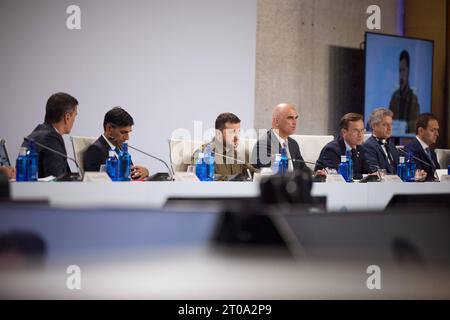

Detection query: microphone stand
xmin=23 ymin=137 xmax=84 ymax=180
xmin=127 ymin=144 xmax=174 ymax=181
xmin=398 ymin=147 xmax=439 ymax=182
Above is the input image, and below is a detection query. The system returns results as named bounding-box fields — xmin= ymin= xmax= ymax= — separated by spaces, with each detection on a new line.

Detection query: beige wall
xmin=404 ymin=0 xmax=448 ymax=148
xmin=254 ymin=0 xmax=400 ymax=135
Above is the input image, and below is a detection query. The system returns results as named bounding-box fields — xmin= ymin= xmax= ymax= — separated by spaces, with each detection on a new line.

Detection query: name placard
xmin=82 ymin=172 xmax=112 ymax=182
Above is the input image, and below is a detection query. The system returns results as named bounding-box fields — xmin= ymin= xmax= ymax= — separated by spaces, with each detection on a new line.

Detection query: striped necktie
xmin=425 ymin=147 xmax=436 ymax=169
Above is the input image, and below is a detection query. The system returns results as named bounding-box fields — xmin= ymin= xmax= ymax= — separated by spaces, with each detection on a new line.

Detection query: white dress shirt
xmin=102 ymin=134 xmax=117 ymax=152
xmin=272 ymin=130 xmax=294 ymax=172
xmin=373 ymin=136 xmax=391 ymax=165
xmin=416 ymin=135 xmax=429 ymax=152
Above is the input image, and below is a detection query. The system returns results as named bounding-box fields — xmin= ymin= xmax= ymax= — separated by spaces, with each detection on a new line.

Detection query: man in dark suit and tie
xmin=315 ymin=113 xmax=373 ymax=180
xmin=252 ymin=103 xmax=326 ymax=176
xmin=24 ymin=92 xmax=78 ymax=178
xmin=363 ymin=108 xmax=400 ymax=174
xmin=404 ymin=113 xmax=441 ymax=181
xmin=83 ymin=107 xmax=149 ymax=180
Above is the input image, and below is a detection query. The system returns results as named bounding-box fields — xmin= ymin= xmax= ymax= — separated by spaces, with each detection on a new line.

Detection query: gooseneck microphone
xmin=23 ymin=137 xmax=84 ymax=179
xmin=127 ymin=144 xmax=174 ymax=181
xmin=398 ymin=147 xmax=439 ymax=181
xmin=288 ymin=158 xmax=317 ymax=166
xmin=398 ymin=147 xmax=434 ymax=168
xmin=212 ymin=150 xmax=246 ymax=164
xmin=213 ymin=150 xmax=317 ymax=168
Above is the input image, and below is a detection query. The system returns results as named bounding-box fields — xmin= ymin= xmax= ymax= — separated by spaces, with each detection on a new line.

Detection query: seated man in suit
xmin=363 ymin=108 xmax=400 ymax=174
xmin=192 ymin=113 xmax=255 ymax=180
xmin=404 ymin=113 xmax=440 ymax=181
xmin=83 ymin=107 xmax=149 ymax=180
xmin=315 ymin=113 xmax=373 ymax=180
xmin=253 ymin=103 xmax=326 ymax=176
xmin=24 ymin=92 xmax=78 ymax=178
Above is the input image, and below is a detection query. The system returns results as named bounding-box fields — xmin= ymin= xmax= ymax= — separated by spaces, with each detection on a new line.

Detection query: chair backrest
xmin=71 ymin=136 xmax=97 ymax=171
xmin=168 ymin=138 xmax=258 ymax=172
xmin=168 ymin=139 xmax=204 ymax=173
xmin=236 ymin=138 xmax=258 ymax=167
xmin=435 ymin=148 xmax=450 ymax=169
xmin=290 ymin=135 xmax=334 ymax=170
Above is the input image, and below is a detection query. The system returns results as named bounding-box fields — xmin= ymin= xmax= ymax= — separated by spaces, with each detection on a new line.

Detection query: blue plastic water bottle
xmin=338 ymin=155 xmax=349 ymax=182
xmin=345 ymin=150 xmax=353 ymax=182
xmin=272 ymin=154 xmax=281 ymax=174
xmin=106 ymin=150 xmax=118 ymax=181
xmin=195 ymin=152 xmax=207 ymax=181
xmin=26 ymin=140 xmax=39 ymax=181
xmin=397 ymin=156 xmax=406 ymax=181
xmin=278 ymin=147 xmax=289 ymax=175
xmin=118 ymin=143 xmax=131 ymax=181
xmin=405 ymin=152 xmax=416 ymax=182
xmin=204 ymin=145 xmax=215 ymax=181
xmin=15 ymin=147 xmax=28 ymax=182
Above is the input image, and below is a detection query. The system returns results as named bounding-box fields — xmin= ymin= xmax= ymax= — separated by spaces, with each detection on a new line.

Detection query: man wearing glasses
xmin=315 ymin=113 xmax=373 ymax=179
xmin=83 ymin=107 xmax=149 ymax=180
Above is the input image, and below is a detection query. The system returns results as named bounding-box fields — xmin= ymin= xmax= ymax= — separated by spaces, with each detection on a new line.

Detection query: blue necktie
xmin=425 ymin=147 xmax=436 ymax=169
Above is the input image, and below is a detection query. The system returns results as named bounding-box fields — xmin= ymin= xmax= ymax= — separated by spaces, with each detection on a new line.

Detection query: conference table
xmin=4 ymin=181 xmax=450 ymax=299
xmin=10 ymin=180 xmax=450 ymax=211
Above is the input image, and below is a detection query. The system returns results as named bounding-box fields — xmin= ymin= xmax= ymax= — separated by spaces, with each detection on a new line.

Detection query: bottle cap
xmin=341 ymin=155 xmax=347 ymax=162
xmin=109 ymin=150 xmax=116 ymax=157
xmin=399 ymin=156 xmax=405 ymax=163
xmin=19 ymin=147 xmax=27 ymax=156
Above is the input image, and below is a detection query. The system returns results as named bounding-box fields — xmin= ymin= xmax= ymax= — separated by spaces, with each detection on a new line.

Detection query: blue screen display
xmin=364 ymin=32 xmax=433 ymax=137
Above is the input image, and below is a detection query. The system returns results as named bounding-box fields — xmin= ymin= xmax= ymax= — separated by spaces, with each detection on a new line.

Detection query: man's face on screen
xmin=373 ymin=116 xmax=393 ymax=139
xmin=105 ymin=124 xmax=132 ymax=148
xmin=342 ymin=120 xmax=365 ymax=148
xmin=399 ymin=59 xmax=409 ymax=91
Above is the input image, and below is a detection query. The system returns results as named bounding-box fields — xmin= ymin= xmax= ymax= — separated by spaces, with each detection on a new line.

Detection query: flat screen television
xmin=364 ymin=32 xmax=433 ymax=138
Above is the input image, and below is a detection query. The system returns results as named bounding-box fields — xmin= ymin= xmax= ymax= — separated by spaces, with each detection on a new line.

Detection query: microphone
xmin=288 ymin=158 xmax=326 ymax=181
xmin=127 ymin=144 xmax=174 ymax=181
xmin=212 ymin=150 xmax=317 ymax=169
xmin=288 ymin=158 xmax=317 ymax=166
xmin=212 ymin=150 xmax=246 ymax=164
xmin=23 ymin=137 xmax=83 ymax=179
xmin=212 ymin=149 xmax=256 ymax=181
xmin=398 ymin=147 xmax=438 ymax=181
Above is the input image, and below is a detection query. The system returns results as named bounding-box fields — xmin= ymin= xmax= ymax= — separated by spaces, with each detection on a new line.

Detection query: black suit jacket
xmin=314 ymin=137 xmax=372 ymax=179
xmin=404 ymin=137 xmax=440 ymax=180
xmin=252 ymin=129 xmax=311 ymax=173
xmin=23 ymin=123 xmax=71 ymax=178
xmin=363 ymin=136 xmax=400 ymax=174
xmin=83 ymin=135 xmax=111 ymax=172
